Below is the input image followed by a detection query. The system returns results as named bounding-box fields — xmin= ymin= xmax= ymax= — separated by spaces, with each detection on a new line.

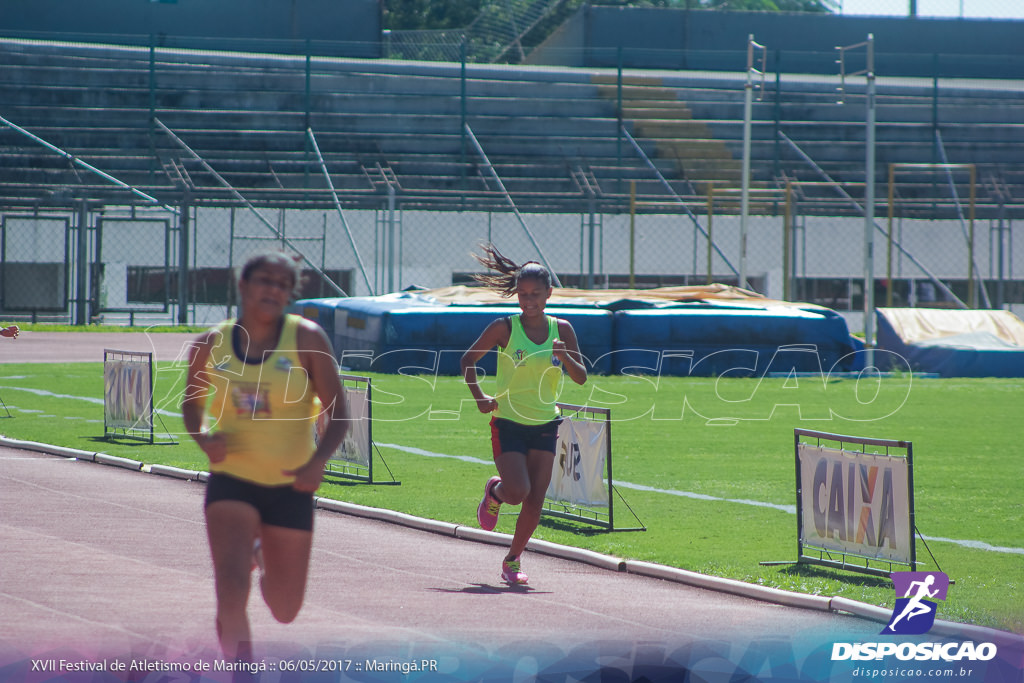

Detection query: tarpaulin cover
xmin=875 ymin=307 xmax=1024 ymax=377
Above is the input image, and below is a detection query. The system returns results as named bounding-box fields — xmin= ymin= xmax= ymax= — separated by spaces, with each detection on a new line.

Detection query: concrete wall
xmin=0 ymin=0 xmax=381 ymax=57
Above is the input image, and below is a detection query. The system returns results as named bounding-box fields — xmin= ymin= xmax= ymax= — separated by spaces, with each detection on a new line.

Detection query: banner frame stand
xmin=761 ymin=428 xmax=915 ymax=578
xmin=322 ymin=373 xmax=400 ymax=486
xmin=541 ymin=402 xmax=645 ymax=533
xmin=102 ymin=349 xmax=176 ymax=445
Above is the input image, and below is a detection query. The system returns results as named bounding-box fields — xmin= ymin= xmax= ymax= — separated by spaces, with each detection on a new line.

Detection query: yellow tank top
xmin=494 ymin=314 xmax=562 ymax=425
xmin=204 ymin=314 xmax=318 ymax=486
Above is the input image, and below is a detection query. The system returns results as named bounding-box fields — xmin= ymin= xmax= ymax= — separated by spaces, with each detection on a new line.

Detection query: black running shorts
xmin=489 ymin=416 xmax=561 ymax=459
xmin=204 ymin=473 xmax=314 ymax=531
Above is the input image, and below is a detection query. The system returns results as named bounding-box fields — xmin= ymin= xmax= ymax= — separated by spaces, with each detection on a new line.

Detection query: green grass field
xmin=1 ymin=355 xmax=1021 ymax=635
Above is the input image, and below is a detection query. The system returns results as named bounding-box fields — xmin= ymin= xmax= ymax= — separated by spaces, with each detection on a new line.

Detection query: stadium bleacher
xmin=1 ymin=37 xmax=1022 ymax=219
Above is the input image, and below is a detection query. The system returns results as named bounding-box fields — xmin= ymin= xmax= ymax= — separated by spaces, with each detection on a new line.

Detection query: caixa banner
xmin=103 ymin=349 xmax=155 ymax=443
xmin=795 ymin=429 xmax=915 ymax=574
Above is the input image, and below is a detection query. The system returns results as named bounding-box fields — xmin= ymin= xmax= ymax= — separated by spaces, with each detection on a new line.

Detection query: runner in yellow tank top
xmin=204 ymin=313 xmax=319 ymax=485
xmin=183 ymin=251 xmax=349 ymax=661
xmin=461 ymin=244 xmax=588 ymax=585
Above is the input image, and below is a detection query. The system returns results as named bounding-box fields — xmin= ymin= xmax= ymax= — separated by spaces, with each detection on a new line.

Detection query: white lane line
xmin=0 ymin=385 xmax=179 ymax=417
xmin=377 ymin=442 xmax=1024 ymax=556
xmin=1 ymin=383 xmax=1018 ymax=557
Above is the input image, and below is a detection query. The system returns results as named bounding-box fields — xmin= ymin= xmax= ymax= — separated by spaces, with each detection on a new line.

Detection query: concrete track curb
xmin=626 ymin=560 xmax=833 ymax=612
xmin=143 ymin=463 xmax=205 ymax=480
xmin=94 ymin=452 xmax=145 ymax=471
xmin=315 ymin=497 xmax=461 ymax=537
xmin=7 ymin=435 xmax=1014 ymax=641
xmin=0 ymin=436 xmax=98 ymax=461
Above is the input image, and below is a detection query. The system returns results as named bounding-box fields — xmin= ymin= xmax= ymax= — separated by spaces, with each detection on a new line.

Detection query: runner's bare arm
xmin=288 ymin=320 xmax=348 ymax=491
xmin=460 ymin=318 xmax=510 ymax=413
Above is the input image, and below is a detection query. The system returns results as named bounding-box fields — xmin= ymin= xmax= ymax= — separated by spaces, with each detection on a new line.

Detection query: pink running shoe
xmin=477 ymin=476 xmax=502 ymax=531
xmin=500 ymin=557 xmax=529 ymax=585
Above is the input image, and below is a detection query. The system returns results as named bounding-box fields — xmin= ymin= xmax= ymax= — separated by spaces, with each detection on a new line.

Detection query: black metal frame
xmin=541 ymin=402 xmax=644 ymax=532
xmin=792 ymin=428 xmax=915 ymax=578
xmin=94 ymin=216 xmax=173 ymax=315
xmin=323 ymin=373 xmax=399 ymax=486
xmin=0 ymin=214 xmax=72 ymax=313
xmin=102 ymin=348 xmax=155 ymax=444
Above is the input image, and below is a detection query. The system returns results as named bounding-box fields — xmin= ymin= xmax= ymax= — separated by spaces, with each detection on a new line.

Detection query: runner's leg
xmin=506 ymin=448 xmax=555 ymax=560
xmin=206 ymin=501 xmax=260 ymax=659
xmin=258 ymin=523 xmax=314 ymax=624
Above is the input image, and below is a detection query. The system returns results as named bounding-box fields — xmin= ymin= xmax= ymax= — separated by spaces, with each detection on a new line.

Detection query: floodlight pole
xmin=740 ymin=35 xmax=766 ymax=292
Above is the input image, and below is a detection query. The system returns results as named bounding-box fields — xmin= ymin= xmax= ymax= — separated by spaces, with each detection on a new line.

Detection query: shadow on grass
xmin=776 ymin=562 xmax=893 ymax=589
xmin=536 ymin=516 xmax=614 ymax=537
xmin=320 ymin=477 xmax=403 ymax=489
xmin=83 ymin=435 xmax=178 ymax=447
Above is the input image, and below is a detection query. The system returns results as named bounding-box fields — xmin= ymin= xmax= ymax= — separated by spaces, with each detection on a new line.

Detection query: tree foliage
xmin=383 ymin=0 xmax=484 ymax=31
xmin=382 ymin=0 xmax=836 ymax=31
xmin=702 ymin=0 xmax=833 ymax=11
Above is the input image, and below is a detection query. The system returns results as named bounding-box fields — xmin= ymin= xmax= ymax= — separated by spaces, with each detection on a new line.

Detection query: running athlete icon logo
xmin=882 ymin=571 xmax=950 ymax=635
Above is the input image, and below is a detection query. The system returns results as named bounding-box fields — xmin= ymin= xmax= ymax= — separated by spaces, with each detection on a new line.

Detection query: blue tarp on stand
xmin=612 ymin=304 xmax=864 ymax=377
xmin=875 ymin=307 xmax=1024 ymax=378
xmin=295 ymin=293 xmax=614 ymax=375
xmin=294 ymin=286 xmax=865 ymax=377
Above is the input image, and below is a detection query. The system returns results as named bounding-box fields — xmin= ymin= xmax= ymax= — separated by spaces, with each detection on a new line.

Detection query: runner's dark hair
xmin=239 ymin=250 xmax=303 ymax=298
xmin=471 ymin=243 xmax=552 ymax=298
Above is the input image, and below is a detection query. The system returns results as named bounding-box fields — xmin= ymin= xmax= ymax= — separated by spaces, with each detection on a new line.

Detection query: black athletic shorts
xmin=490 ymin=416 xmax=561 ymax=459
xmin=204 ymin=473 xmax=314 ymax=531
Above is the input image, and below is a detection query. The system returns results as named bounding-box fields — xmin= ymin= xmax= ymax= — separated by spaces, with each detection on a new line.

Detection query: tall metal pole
xmin=740 ymin=36 xmax=766 ymax=292
xmin=740 ymin=35 xmax=756 ymax=291
xmin=887 ymin=163 xmax=895 ymax=308
xmin=783 ymin=180 xmax=793 ymax=302
xmin=178 ymin=192 xmax=191 ymax=325
xmin=626 ymin=180 xmax=634 ymax=286
xmin=706 ymin=183 xmax=715 ymax=285
xmin=617 ymin=47 xmax=623 ymax=197
xmin=387 ymin=183 xmax=396 ymax=293
xmin=460 ymin=38 xmax=467 ymax=204
xmin=587 ymin=195 xmax=596 ymax=290
xmin=75 ymin=200 xmax=89 ymax=326
xmin=864 ymin=34 xmax=876 ymax=368
xmin=968 ymin=164 xmax=976 ymax=308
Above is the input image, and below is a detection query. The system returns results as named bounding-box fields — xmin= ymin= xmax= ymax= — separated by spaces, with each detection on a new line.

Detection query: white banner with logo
xmin=332 ymin=385 xmax=371 ymax=468
xmin=546 ymin=416 xmax=609 ymax=508
xmin=797 ymin=444 xmax=912 ymax=563
xmin=103 ymin=351 xmax=153 ymax=430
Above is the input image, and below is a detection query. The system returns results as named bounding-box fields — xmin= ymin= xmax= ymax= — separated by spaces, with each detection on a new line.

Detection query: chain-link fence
xmin=3 ymin=200 xmax=1016 ymax=333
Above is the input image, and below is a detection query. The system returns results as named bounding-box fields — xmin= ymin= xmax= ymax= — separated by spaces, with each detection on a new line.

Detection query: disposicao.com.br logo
xmin=831 ymin=571 xmax=998 ymax=663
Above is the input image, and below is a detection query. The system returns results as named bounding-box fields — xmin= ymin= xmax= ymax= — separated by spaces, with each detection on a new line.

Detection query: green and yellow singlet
xmin=494 ymin=314 xmax=563 ymax=425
